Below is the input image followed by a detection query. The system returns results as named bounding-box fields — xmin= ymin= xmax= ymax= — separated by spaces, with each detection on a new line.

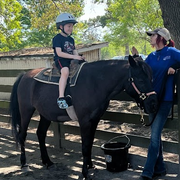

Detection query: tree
xmin=158 ymin=0 xmax=180 ymax=49
xmin=0 ymin=0 xmax=86 ymax=51
xmin=17 ymin=0 xmax=85 ymax=47
xmin=100 ymin=0 xmax=163 ymax=55
xmin=0 ymin=0 xmax=22 ymax=51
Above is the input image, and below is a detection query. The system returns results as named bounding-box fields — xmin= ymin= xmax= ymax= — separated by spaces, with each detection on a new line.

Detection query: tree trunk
xmin=125 ymin=44 xmax=129 ymax=55
xmin=158 ymin=0 xmax=180 ymax=49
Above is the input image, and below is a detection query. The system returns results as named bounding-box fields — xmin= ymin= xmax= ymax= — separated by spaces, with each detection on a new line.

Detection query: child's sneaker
xmin=57 ymin=98 xmax=68 ymax=109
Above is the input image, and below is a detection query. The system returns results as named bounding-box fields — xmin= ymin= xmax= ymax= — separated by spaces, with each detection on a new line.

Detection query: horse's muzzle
xmin=144 ymin=94 xmax=158 ymax=114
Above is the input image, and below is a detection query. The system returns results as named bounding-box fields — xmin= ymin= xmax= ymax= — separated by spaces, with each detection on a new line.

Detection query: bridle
xmin=128 ymin=67 xmax=156 ymax=125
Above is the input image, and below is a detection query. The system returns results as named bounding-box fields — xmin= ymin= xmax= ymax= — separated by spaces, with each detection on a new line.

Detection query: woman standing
xmin=132 ymin=28 xmax=180 ymax=180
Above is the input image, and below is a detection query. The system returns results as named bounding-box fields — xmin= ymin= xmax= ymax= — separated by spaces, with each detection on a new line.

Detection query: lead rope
xmin=139 ymin=108 xmax=145 ymax=126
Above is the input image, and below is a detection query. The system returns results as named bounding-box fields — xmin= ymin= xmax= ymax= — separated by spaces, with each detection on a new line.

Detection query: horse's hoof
xmin=47 ymin=163 xmax=57 ymax=171
xmin=88 ymin=164 xmax=96 ymax=169
xmin=21 ymin=164 xmax=32 ymax=173
xmin=83 ymin=175 xmax=93 ymax=180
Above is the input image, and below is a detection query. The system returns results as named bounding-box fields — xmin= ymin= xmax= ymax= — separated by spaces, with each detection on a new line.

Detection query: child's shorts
xmin=55 ymin=59 xmax=71 ymax=70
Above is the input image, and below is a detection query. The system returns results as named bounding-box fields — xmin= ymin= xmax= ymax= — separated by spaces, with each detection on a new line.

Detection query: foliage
xmin=95 ymin=0 xmax=163 ymax=56
xmin=101 ymin=43 xmax=124 ymax=60
xmin=2 ymin=0 xmax=178 ymax=57
xmin=0 ymin=0 xmax=22 ymax=51
xmin=0 ymin=0 xmax=85 ymax=51
xmin=21 ymin=0 xmax=85 ymax=47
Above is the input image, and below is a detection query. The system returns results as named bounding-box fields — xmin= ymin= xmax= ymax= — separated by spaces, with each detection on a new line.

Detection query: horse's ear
xmin=128 ymin=55 xmax=137 ymax=67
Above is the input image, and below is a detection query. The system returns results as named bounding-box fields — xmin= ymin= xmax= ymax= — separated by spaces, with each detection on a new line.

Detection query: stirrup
xmin=57 ymin=98 xmax=68 ymax=109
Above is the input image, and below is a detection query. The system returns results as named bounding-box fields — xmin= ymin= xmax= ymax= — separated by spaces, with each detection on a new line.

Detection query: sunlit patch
xmin=0 ymin=165 xmax=20 ymax=175
xmin=94 ymin=155 xmax=105 ymax=160
xmin=68 ymin=174 xmax=79 ymax=179
xmin=4 ymin=143 xmax=14 ymax=148
xmin=65 ymin=133 xmax=81 ymax=142
xmin=0 ymin=141 xmax=4 ymax=145
xmin=25 ymin=148 xmax=35 ymax=152
xmin=0 ymin=137 xmax=8 ymax=141
xmin=166 ymin=173 xmax=179 ymax=178
xmin=26 ymin=140 xmax=39 ymax=144
xmin=75 ymin=160 xmax=83 ymax=166
xmin=29 ymin=163 xmax=43 ymax=169
xmin=51 ymin=155 xmax=57 ymax=158
xmin=4 ymin=150 xmax=20 ymax=155
xmin=92 ymin=157 xmax=106 ymax=168
xmin=0 ymin=154 xmax=8 ymax=158
xmin=0 ymin=140 xmax=14 ymax=148
xmin=64 ymin=152 xmax=71 ymax=156
xmin=69 ymin=165 xmax=81 ymax=172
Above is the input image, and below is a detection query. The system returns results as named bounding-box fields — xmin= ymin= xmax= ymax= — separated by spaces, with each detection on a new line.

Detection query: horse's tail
xmin=10 ymin=72 xmax=25 ymax=143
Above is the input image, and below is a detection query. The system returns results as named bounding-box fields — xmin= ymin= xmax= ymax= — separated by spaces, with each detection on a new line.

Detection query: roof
xmin=0 ymin=42 xmax=108 ymax=58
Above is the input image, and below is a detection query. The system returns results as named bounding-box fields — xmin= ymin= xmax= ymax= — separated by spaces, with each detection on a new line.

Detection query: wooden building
xmin=0 ymin=42 xmax=108 ymax=101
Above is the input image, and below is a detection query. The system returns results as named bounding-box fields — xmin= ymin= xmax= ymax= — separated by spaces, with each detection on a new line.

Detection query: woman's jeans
xmin=142 ymin=101 xmax=173 ymax=178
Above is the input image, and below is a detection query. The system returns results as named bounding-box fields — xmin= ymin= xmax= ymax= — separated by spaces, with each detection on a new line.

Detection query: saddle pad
xmin=33 ymin=68 xmax=59 ymax=85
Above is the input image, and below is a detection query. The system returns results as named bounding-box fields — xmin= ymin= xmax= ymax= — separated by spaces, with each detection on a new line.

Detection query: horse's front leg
xmin=37 ymin=115 xmax=54 ymax=167
xmin=80 ymin=120 xmax=99 ymax=179
xmin=81 ymin=138 xmax=92 ymax=179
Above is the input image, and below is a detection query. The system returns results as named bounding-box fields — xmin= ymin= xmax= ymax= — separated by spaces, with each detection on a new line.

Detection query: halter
xmin=128 ymin=77 xmax=156 ymax=102
xmin=128 ymin=67 xmax=156 ymax=125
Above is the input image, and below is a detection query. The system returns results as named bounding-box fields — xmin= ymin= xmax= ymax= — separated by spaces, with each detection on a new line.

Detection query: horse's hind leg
xmin=19 ymin=129 xmax=28 ymax=168
xmin=37 ymin=115 xmax=53 ymax=167
xmin=18 ymin=110 xmax=35 ymax=168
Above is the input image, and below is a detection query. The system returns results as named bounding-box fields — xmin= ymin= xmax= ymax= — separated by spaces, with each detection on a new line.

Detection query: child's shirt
xmin=52 ymin=33 xmax=75 ymax=62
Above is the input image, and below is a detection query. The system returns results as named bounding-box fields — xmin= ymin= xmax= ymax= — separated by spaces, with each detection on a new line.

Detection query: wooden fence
xmin=0 ymin=57 xmax=180 ymax=174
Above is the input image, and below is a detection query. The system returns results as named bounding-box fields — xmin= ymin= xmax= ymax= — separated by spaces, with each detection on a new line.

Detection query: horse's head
xmin=124 ymin=55 xmax=158 ymax=114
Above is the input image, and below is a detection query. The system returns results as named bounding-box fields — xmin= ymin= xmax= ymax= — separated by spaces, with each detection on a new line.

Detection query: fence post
xmin=51 ymin=122 xmax=62 ymax=148
xmin=177 ymin=70 xmax=180 ymax=175
xmin=46 ymin=59 xmax=52 ymax=68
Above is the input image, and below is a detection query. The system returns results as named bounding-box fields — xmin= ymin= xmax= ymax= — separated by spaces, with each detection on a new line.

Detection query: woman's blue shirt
xmin=145 ymin=46 xmax=180 ymax=101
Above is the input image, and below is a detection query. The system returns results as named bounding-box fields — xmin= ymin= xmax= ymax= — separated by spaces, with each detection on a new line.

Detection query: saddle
xmin=33 ymin=60 xmax=86 ymax=87
xmin=33 ymin=60 xmax=86 ymax=122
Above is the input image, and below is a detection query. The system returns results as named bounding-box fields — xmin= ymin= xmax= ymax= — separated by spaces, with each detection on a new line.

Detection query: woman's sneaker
xmin=57 ymin=98 xmax=68 ymax=109
xmin=139 ymin=176 xmax=152 ymax=180
xmin=153 ymin=171 xmax=166 ymax=178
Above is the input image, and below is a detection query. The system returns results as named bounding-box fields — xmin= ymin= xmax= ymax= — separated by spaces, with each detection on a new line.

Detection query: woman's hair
xmin=156 ymin=34 xmax=175 ymax=47
xmin=167 ymin=39 xmax=175 ymax=47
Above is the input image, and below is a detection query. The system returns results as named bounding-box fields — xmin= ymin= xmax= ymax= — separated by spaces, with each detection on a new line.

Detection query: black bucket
xmin=101 ymin=135 xmax=131 ymax=172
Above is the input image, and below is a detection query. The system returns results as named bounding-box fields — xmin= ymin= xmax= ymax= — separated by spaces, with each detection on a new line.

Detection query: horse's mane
xmin=136 ymin=60 xmax=152 ymax=80
xmin=87 ymin=59 xmax=128 ymax=68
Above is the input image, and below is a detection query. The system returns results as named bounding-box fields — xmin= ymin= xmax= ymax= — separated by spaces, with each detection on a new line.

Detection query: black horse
xmin=10 ymin=56 xmax=157 ymax=179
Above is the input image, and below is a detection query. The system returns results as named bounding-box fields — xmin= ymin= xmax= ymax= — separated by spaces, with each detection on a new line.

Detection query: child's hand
xmin=73 ymin=55 xmax=84 ymax=60
xmin=79 ymin=53 xmax=85 ymax=60
xmin=81 ymin=55 xmax=85 ymax=60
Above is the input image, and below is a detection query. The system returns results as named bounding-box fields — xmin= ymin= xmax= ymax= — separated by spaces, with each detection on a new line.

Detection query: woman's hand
xmin=131 ymin=46 xmax=139 ymax=56
xmin=168 ymin=67 xmax=176 ymax=75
